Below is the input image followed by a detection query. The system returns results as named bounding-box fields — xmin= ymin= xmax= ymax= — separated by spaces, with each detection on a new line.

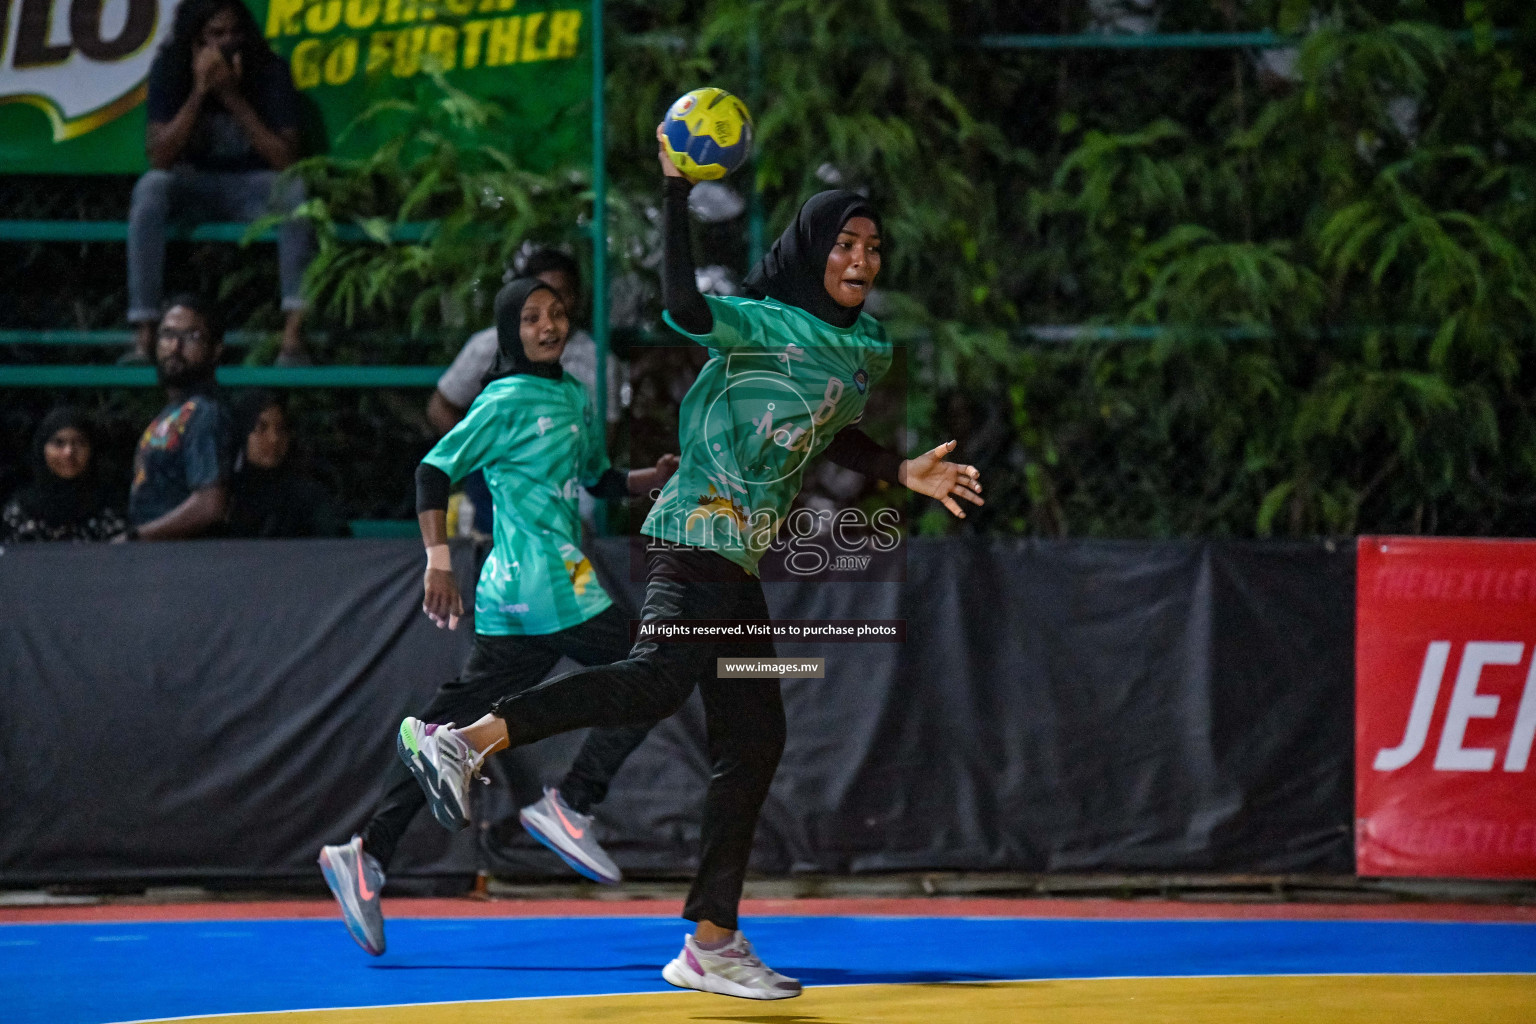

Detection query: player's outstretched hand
xmin=898 ymin=440 xmax=984 ymax=519
xmin=656 ymin=124 xmax=699 ymax=184
xmin=423 ymin=566 xmax=463 ymax=630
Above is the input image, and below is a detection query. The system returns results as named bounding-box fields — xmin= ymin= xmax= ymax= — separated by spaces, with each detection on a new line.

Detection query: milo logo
xmin=0 ymin=0 xmax=169 ymax=139
xmin=3 ymin=0 xmax=592 ymax=172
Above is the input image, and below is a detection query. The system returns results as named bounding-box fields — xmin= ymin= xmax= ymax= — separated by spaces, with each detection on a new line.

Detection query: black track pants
xmin=489 ymin=545 xmax=783 ymax=931
xmin=358 ymin=603 xmax=652 ymax=868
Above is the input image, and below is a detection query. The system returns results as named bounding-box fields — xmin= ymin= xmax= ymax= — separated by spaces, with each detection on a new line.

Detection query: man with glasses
xmin=121 ymin=294 xmax=235 ymax=541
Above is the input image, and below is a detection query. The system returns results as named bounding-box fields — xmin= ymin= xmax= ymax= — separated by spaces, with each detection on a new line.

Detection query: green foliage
xmin=977 ymin=6 xmax=1536 ymax=539
xmin=276 ymin=73 xmax=592 ymax=346
xmin=281 ymin=1 xmax=1536 ymax=538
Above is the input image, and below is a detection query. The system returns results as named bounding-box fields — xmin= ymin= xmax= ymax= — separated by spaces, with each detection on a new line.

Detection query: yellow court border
xmin=122 ymin=973 xmax=1536 ymax=1024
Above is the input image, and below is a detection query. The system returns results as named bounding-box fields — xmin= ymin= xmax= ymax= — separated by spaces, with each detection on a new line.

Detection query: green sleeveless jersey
xmin=647 ymin=295 xmax=893 ymax=575
xmin=421 ymin=373 xmax=612 ymax=636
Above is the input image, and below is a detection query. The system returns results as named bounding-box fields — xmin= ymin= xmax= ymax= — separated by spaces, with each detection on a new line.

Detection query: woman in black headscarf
xmin=2 ymin=408 xmax=127 ymax=543
xmin=310 ymin=279 xmax=676 ymax=958
xmin=739 ymin=189 xmax=884 ymax=326
xmin=225 ymin=390 xmax=347 ymax=538
xmin=389 ymin=131 xmax=985 ymax=1001
xmin=480 ymin=276 xmax=571 ymax=385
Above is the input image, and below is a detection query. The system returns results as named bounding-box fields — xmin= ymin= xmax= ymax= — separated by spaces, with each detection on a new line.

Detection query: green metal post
xmin=747 ymin=7 xmax=765 ymax=264
xmin=590 ymin=0 xmax=610 ymax=533
xmin=590 ymin=0 xmax=608 ymax=429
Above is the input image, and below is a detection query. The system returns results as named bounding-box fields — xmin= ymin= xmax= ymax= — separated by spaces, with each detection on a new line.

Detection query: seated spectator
xmin=226 ymin=390 xmax=348 ymax=538
xmin=122 ymin=295 xmax=234 ymax=541
xmin=426 ymin=248 xmax=627 ymax=532
xmin=126 ymin=0 xmax=311 ymax=365
xmin=1 ymin=408 xmax=127 ymax=543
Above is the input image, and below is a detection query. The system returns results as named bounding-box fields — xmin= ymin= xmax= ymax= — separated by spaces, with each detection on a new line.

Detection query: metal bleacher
xmin=0 ymin=218 xmax=445 ymax=388
xmin=0 ymin=220 xmax=434 ymax=244
xmin=1 ymin=217 xmax=450 ymax=533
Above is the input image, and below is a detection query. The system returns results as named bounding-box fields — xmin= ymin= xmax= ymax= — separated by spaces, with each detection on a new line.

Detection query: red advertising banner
xmin=1357 ymin=537 xmax=1536 ymax=878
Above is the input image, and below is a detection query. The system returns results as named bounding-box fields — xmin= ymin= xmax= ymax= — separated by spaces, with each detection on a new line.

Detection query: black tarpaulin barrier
xmin=0 ymin=537 xmax=1354 ymax=884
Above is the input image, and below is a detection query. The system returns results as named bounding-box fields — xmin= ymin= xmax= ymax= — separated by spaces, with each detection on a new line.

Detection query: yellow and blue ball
xmin=660 ymin=88 xmax=753 ymax=181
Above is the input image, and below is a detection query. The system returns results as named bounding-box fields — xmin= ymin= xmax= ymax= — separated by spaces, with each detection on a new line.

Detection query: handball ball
xmin=661 ymin=87 xmax=753 ymax=180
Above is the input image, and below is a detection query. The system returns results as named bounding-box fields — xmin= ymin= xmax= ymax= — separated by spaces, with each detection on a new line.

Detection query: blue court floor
xmin=4 ymin=904 xmax=1535 ymax=1023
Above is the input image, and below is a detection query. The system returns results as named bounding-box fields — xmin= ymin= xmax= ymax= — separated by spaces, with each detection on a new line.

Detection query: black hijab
xmin=482 ymin=277 xmax=565 ymax=385
xmin=14 ymin=407 xmax=108 ymax=528
xmin=227 ymin=390 xmax=339 ymax=538
xmin=742 ymin=189 xmax=882 ymax=329
xmin=227 ymin=390 xmax=289 ymax=537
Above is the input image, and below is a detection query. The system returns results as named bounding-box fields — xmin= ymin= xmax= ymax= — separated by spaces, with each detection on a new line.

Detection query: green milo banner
xmin=0 ymin=0 xmax=591 ymax=173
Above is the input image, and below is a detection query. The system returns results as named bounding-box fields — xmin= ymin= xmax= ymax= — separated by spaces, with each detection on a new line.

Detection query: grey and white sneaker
xmin=661 ymin=932 xmax=802 ymax=1000
xmin=317 ymin=835 xmax=386 ymax=955
xmin=519 ymin=787 xmax=623 ymax=884
xmin=395 ymin=717 xmax=491 ymax=831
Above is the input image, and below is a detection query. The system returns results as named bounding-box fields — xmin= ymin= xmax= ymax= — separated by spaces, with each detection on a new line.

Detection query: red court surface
xmin=4 ymin=896 xmax=1533 ymax=924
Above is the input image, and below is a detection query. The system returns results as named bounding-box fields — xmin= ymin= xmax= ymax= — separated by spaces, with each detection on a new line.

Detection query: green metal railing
xmin=348 ymin=519 xmax=422 ymax=537
xmin=622 ymin=27 xmax=1515 ymax=52
xmin=0 ymin=220 xmax=435 ymax=244
xmin=0 ymin=366 xmax=444 ymax=387
xmin=977 ymin=28 xmax=1514 ymax=49
xmin=0 ymin=325 xmax=1448 ymax=388
xmin=0 ymin=329 xmax=251 ymax=348
xmin=980 ymin=31 xmax=1294 ymax=49
xmin=974 ymin=30 xmax=1515 ymax=49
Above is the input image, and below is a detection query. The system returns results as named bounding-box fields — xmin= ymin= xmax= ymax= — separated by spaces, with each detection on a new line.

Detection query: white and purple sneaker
xmin=395 ymin=717 xmax=491 ymax=831
xmin=661 ymin=932 xmax=802 ymax=1000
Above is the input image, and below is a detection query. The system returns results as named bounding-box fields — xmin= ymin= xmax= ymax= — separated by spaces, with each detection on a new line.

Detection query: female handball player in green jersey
xmin=318 ymin=277 xmax=679 ymax=956
xmin=392 ymin=127 xmax=983 ymax=1000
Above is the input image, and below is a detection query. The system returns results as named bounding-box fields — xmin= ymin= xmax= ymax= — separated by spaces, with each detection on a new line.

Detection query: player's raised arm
xmin=657 ymin=124 xmax=713 ymax=336
xmin=822 ymin=425 xmax=904 ymax=484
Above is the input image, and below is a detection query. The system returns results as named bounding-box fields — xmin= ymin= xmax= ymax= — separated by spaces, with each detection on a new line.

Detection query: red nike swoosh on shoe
xmin=357 ymin=863 xmax=376 ymax=901
xmin=552 ymin=800 xmax=585 ymax=839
